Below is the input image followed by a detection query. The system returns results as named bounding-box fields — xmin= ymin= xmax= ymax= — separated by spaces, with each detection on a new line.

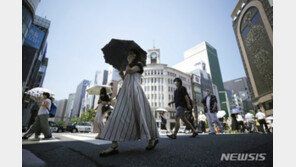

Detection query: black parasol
xmin=101 ymin=39 xmax=147 ymax=71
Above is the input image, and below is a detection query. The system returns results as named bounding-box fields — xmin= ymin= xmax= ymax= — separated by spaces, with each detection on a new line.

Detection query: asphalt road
xmin=22 ymin=133 xmax=273 ymax=167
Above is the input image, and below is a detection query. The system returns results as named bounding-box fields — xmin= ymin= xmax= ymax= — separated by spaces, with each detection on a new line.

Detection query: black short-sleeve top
xmin=174 ymin=86 xmax=189 ymax=108
xmin=129 ymin=62 xmax=144 ymax=74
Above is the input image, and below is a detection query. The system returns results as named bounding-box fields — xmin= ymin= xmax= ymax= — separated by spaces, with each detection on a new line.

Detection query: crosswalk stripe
xmin=61 ymin=134 xmax=111 ymax=145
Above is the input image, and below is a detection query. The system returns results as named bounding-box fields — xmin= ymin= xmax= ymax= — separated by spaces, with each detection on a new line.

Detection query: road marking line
xmin=61 ymin=134 xmax=111 ymax=145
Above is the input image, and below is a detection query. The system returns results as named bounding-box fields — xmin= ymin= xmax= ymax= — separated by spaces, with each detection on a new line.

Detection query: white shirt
xmin=236 ymin=114 xmax=244 ymax=122
xmin=245 ymin=113 xmax=254 ymax=122
xmin=38 ymin=99 xmax=51 ymax=115
xmin=255 ymin=112 xmax=265 ymax=120
xmin=198 ymin=114 xmax=206 ymax=122
xmin=206 ymin=96 xmax=211 ymax=112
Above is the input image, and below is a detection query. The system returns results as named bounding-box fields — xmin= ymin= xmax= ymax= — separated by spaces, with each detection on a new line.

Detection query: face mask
xmin=174 ymin=82 xmax=178 ymax=86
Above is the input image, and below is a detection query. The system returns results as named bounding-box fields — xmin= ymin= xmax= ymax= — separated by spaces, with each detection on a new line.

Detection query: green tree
xmin=80 ymin=109 xmax=96 ymax=123
xmin=57 ymin=120 xmax=66 ymax=127
xmin=69 ymin=117 xmax=81 ymax=124
xmin=249 ymin=110 xmax=255 ymax=115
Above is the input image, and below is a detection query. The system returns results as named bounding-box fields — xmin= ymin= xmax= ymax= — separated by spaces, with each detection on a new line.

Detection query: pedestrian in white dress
xmin=99 ymin=49 xmax=159 ymax=156
xmin=93 ymin=88 xmax=111 ymax=139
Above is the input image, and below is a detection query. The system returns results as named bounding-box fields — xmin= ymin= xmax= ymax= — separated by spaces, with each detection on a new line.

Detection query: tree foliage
xmin=69 ymin=117 xmax=81 ymax=124
xmin=57 ymin=120 xmax=66 ymax=127
xmin=80 ymin=109 xmax=96 ymax=122
xmin=69 ymin=109 xmax=96 ymax=124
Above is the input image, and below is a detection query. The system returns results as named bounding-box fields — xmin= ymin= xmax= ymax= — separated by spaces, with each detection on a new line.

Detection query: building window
xmin=242 ymin=26 xmax=250 ymax=38
xmin=252 ymin=12 xmax=260 ymax=25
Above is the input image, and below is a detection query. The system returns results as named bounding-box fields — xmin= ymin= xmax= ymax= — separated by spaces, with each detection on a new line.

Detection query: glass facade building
xmin=174 ymin=41 xmax=230 ymax=117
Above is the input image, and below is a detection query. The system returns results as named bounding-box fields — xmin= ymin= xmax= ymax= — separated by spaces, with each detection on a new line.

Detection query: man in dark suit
xmin=202 ymin=89 xmax=224 ymax=134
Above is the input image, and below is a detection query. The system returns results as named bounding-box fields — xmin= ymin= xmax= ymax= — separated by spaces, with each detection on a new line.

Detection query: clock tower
xmin=147 ymin=48 xmax=160 ymax=64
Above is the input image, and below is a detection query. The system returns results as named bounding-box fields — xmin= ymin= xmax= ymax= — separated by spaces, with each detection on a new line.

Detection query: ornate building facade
xmin=231 ymin=0 xmax=273 ymax=115
xmin=142 ymin=48 xmax=193 ymax=130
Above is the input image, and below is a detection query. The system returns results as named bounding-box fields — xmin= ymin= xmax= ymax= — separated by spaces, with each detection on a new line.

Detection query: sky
xmin=35 ymin=0 xmax=245 ymax=100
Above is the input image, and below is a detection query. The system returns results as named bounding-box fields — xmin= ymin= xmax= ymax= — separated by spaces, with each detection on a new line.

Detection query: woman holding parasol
xmin=99 ymin=40 xmax=159 ymax=156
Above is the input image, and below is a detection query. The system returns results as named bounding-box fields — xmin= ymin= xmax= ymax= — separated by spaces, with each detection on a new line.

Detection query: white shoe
xmin=30 ymin=137 xmax=40 ymax=141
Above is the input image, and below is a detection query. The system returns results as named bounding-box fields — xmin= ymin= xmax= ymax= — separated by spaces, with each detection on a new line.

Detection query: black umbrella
xmin=101 ymin=39 xmax=147 ymax=71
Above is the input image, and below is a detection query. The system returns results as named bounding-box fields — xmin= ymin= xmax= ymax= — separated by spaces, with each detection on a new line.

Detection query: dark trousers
xmin=237 ymin=121 xmax=245 ymax=133
xmin=259 ymin=119 xmax=270 ymax=133
xmin=161 ymin=123 xmax=167 ymax=130
xmin=199 ymin=121 xmax=206 ymax=133
xmin=28 ymin=113 xmax=37 ymax=128
xmin=23 ymin=114 xmax=52 ymax=138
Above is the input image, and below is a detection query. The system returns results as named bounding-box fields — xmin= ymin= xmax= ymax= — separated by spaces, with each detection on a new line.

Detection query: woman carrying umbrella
xmin=93 ymin=87 xmax=111 ymax=139
xmin=99 ymin=49 xmax=159 ymax=156
xmin=22 ymin=92 xmax=52 ymax=140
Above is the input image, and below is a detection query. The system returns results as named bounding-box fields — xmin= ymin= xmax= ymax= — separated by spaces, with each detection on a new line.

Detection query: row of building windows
xmin=144 ymin=70 xmax=181 ymax=80
xmin=144 ymin=70 xmax=164 ymax=76
xmin=144 ymin=86 xmax=164 ymax=92
xmin=150 ymin=102 xmax=165 ymax=107
xmin=143 ymin=78 xmax=164 ymax=84
xmin=146 ymin=93 xmax=175 ymax=102
xmin=144 ymin=77 xmax=190 ymax=85
xmin=167 ymin=71 xmax=177 ymax=77
xmin=144 ymin=85 xmax=190 ymax=93
xmin=168 ymin=87 xmax=176 ymax=92
xmin=147 ymin=94 xmax=165 ymax=100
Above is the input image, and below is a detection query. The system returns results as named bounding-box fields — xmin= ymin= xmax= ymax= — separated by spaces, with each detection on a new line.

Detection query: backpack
xmin=47 ymin=102 xmax=57 ymax=118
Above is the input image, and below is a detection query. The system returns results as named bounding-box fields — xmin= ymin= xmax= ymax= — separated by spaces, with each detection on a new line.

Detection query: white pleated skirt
xmin=99 ymin=73 xmax=159 ymax=142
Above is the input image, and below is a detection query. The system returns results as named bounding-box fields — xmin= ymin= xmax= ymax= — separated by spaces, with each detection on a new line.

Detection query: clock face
xmin=151 ymin=52 xmax=157 ymax=59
